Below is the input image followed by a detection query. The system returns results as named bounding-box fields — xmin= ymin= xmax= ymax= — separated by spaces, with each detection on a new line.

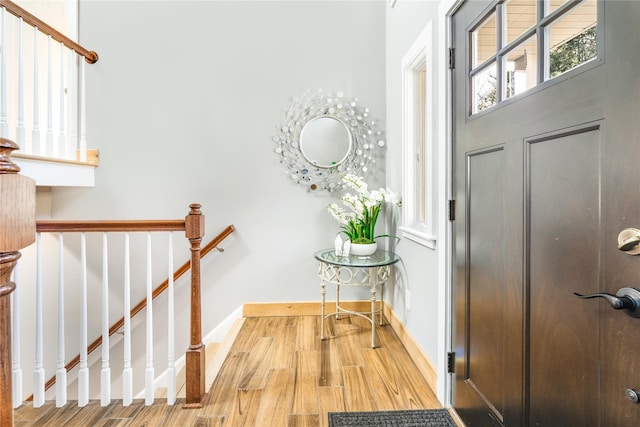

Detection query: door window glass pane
xmin=472 ymin=12 xmax=497 ymax=67
xmin=468 ymin=0 xmax=599 ymax=116
xmin=504 ymin=0 xmax=537 ymax=44
xmin=473 ymin=63 xmax=497 ymax=113
xmin=505 ymin=36 xmax=538 ymax=99
xmin=547 ymin=0 xmax=597 ymax=79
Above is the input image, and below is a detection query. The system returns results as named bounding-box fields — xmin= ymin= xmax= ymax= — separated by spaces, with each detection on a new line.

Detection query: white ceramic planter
xmin=349 ymin=241 xmax=377 ymax=256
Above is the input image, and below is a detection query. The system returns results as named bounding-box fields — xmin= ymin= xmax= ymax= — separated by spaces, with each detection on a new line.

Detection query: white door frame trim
xmin=436 ymin=0 xmax=464 ymax=406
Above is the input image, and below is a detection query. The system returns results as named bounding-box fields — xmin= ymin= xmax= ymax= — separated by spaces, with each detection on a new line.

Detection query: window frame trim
xmin=400 ymin=21 xmax=437 ymax=250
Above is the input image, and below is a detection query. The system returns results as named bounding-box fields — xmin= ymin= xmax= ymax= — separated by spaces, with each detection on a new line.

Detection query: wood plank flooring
xmin=14 ymin=314 xmax=443 ymax=426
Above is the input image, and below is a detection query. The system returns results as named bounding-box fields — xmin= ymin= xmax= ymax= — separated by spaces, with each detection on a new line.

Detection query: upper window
xmin=471 ymin=0 xmax=598 ymax=114
xmin=400 ymin=23 xmax=436 ymax=249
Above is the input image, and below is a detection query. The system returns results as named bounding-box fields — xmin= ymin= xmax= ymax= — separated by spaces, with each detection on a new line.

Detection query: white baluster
xmin=17 ymin=18 xmax=26 ymax=150
xmin=145 ymin=232 xmax=154 ymax=405
xmin=78 ymin=232 xmax=89 ymax=407
xmin=58 ymin=44 xmax=66 ymax=158
xmin=33 ymin=233 xmax=45 ymax=408
xmin=0 ymin=7 xmax=8 ymax=137
xmin=67 ymin=52 xmax=77 ymax=160
xmin=167 ymin=233 xmax=176 ymax=405
xmin=45 ymin=36 xmax=54 ymax=156
xmin=101 ymin=233 xmax=111 ymax=406
xmin=32 ymin=27 xmax=41 ymax=155
xmin=122 ymin=233 xmax=133 ymax=406
xmin=78 ymin=60 xmax=87 ymax=161
xmin=55 ymin=233 xmax=67 ymax=407
xmin=11 ymin=265 xmax=22 ymax=408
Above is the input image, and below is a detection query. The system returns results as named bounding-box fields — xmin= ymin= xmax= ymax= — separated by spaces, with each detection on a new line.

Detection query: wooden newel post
xmin=184 ymin=204 xmax=206 ymax=407
xmin=0 ymin=139 xmax=35 ymax=426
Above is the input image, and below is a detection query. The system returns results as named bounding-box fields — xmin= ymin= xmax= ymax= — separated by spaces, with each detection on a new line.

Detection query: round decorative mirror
xmin=273 ymin=90 xmax=385 ymax=192
xmin=300 ymin=116 xmax=352 ymax=168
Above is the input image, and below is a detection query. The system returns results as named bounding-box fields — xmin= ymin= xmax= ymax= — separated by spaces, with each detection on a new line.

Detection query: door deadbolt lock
xmin=618 ymin=228 xmax=640 ymax=255
xmin=627 ymin=389 xmax=640 ymax=403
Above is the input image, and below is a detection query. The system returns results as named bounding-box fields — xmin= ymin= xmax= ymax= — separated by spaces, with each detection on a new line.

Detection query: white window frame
xmin=400 ymin=22 xmax=436 ymax=249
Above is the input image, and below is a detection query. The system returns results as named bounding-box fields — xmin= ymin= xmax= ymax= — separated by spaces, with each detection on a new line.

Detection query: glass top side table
xmin=314 ymin=248 xmax=401 ymax=348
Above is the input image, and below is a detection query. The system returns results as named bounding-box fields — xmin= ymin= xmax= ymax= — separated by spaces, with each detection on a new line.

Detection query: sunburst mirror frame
xmin=273 ymin=90 xmax=385 ymax=192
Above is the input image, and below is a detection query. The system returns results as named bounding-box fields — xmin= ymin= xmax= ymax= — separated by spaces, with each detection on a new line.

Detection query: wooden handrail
xmin=36 ymin=219 xmax=187 ymax=233
xmin=27 ymin=223 xmax=236 ymax=401
xmin=0 ymin=0 xmax=99 ymax=64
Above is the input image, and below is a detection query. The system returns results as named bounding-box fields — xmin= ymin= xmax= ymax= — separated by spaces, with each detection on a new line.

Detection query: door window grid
xmin=470 ymin=0 xmax=598 ymax=115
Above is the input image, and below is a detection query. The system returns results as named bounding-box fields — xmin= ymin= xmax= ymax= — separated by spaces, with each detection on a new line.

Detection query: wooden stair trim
xmin=12 ymin=150 xmax=99 ymax=167
xmin=205 ymin=318 xmax=245 ymax=391
xmin=176 ymin=318 xmax=245 ymax=399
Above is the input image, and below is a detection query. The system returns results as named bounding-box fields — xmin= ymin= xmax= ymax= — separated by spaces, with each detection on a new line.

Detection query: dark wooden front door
xmin=452 ymin=1 xmax=640 ymax=425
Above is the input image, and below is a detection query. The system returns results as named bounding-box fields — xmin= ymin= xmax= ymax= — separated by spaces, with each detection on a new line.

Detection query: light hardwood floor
xmin=14 ymin=314 xmax=443 ymax=426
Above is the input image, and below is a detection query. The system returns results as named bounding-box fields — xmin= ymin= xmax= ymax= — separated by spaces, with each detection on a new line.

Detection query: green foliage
xmin=550 ymin=26 xmax=597 ymax=77
xmin=476 ymin=71 xmax=497 ymax=112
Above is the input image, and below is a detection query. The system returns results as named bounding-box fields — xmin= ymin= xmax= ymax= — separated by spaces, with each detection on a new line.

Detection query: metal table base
xmin=315 ymin=249 xmax=400 ymax=348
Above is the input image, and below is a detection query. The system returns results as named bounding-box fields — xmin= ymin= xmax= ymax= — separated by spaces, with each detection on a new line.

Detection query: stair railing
xmin=31 ymin=224 xmax=236 ymax=404
xmin=0 ymin=0 xmax=98 ymax=161
xmin=14 ymin=205 xmax=228 ymax=409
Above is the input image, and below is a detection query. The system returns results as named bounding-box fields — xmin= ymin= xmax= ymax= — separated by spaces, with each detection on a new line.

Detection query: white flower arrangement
xmin=327 ymin=174 xmax=401 ymax=244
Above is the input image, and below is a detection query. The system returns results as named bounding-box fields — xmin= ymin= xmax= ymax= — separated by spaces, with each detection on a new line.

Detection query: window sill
xmin=400 ymin=226 xmax=436 ymax=250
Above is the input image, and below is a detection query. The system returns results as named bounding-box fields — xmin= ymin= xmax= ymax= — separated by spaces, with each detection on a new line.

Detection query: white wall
xmin=16 ymin=0 xmax=461 ymax=405
xmin=31 ymin=0 xmax=386 ymax=398
xmin=385 ymin=0 xmax=449 ymax=403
